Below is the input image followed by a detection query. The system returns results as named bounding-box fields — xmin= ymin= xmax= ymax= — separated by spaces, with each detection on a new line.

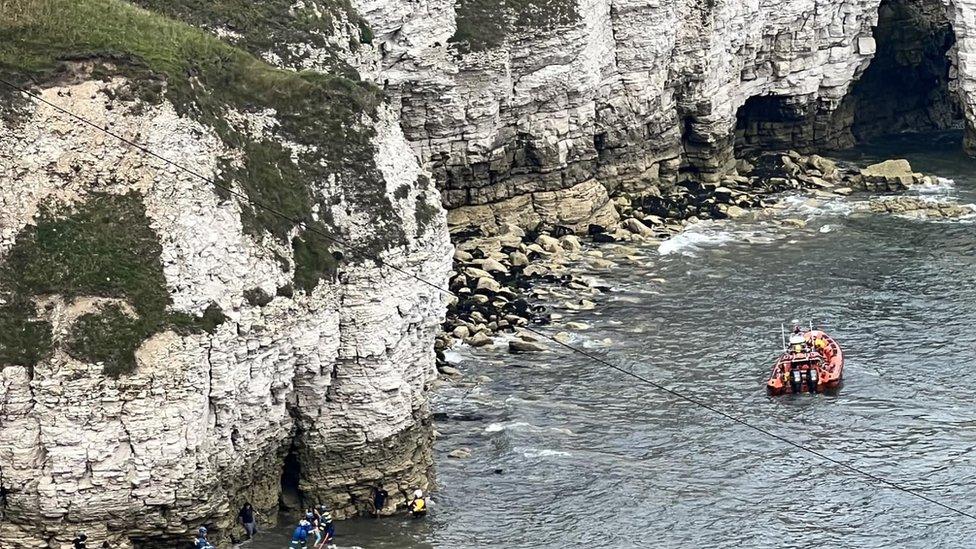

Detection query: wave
xmin=912 ymin=176 xmax=955 ymax=194
xmin=657 ymin=223 xmax=736 ymax=256
xmin=485 ymin=421 xmax=534 ymax=433
xmin=485 ymin=422 xmax=575 ymax=435
xmin=779 ymin=193 xmax=856 ymax=217
xmin=519 ymin=448 xmax=573 ymax=458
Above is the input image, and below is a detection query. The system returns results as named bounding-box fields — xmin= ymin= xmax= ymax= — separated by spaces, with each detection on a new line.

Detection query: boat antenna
xmin=781 ymin=323 xmax=787 ymax=351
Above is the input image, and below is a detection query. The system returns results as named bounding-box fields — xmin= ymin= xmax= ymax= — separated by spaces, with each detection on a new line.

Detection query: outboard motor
xmin=806 ymin=367 xmax=818 ymax=393
xmin=789 ymin=367 xmax=803 ymax=394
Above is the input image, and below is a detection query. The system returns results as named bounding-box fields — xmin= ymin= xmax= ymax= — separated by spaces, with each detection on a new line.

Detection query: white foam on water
xmin=519 ymin=448 xmax=573 ymax=459
xmin=779 ymin=193 xmax=856 ymax=217
xmin=913 ymin=176 xmax=955 ymax=194
xmin=658 ymin=223 xmax=736 ymax=256
xmin=486 ymin=422 xmax=575 ymax=436
xmin=819 ymin=224 xmax=832 ymax=233
xmin=442 ymin=349 xmax=467 ymax=365
xmin=485 ymin=421 xmax=535 ymax=433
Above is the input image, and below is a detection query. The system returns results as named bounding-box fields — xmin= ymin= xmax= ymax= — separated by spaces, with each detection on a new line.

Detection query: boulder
xmin=536 ymin=234 xmax=561 ymax=253
xmin=464 ymin=267 xmax=492 ymax=280
xmin=725 ymin=205 xmax=748 ymax=219
xmin=859 ymin=159 xmax=915 ymax=191
xmin=481 ymin=258 xmax=508 ymax=274
xmin=476 ymin=277 xmax=502 ymax=293
xmin=508 ymin=251 xmax=529 ymax=267
xmin=509 ymin=338 xmax=547 ymax=353
xmin=560 ymin=235 xmax=583 ymax=252
xmin=622 ymin=217 xmax=655 ymax=236
xmin=867 ymin=196 xmax=976 ymax=219
xmin=466 ymin=332 xmax=493 ymax=347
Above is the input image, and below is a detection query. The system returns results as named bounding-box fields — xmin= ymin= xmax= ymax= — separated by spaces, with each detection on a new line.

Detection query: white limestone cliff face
xmin=0 ymin=80 xmax=451 ymax=548
xmin=945 ymin=0 xmax=976 ymax=153
xmin=353 ymin=0 xmax=975 ymax=235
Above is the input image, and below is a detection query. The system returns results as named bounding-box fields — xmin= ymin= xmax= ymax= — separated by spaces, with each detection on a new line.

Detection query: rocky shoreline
xmin=434 ymin=151 xmax=969 ymax=371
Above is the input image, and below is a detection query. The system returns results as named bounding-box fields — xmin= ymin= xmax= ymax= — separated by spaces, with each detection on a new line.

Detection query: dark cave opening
xmin=841 ymin=0 xmax=961 ymax=141
xmin=279 ymin=446 xmax=303 ymax=511
xmin=734 ymin=94 xmax=819 ymax=154
xmin=735 ymin=0 xmax=962 ymax=156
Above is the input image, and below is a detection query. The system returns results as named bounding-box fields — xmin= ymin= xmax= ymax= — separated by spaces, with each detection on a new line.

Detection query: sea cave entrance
xmin=279 ymin=446 xmax=304 ymax=511
xmin=735 ymin=0 xmax=962 ymax=156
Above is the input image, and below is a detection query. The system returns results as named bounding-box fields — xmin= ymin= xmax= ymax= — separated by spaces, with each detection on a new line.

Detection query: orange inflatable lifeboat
xmin=767 ymin=329 xmax=844 ymax=395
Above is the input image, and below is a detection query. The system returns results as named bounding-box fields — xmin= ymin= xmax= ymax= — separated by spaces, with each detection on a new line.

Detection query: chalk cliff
xmin=0 ymin=1 xmax=450 ymax=547
xmin=359 ymin=0 xmax=970 ymax=234
xmin=1 ymin=0 xmax=973 ymax=546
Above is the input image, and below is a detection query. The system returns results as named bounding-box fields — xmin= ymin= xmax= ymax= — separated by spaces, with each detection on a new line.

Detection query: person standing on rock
xmin=72 ymin=533 xmax=87 ymax=549
xmin=372 ymin=486 xmax=388 ymax=517
xmin=238 ymin=502 xmax=258 ymax=540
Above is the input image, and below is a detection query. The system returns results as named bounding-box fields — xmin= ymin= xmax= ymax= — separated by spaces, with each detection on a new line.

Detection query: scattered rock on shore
xmin=865 ymin=196 xmax=975 ymax=219
xmin=438 ymin=150 xmax=948 ymax=371
xmin=509 ymin=338 xmax=548 ymax=353
xmin=856 ymin=159 xmax=928 ymax=192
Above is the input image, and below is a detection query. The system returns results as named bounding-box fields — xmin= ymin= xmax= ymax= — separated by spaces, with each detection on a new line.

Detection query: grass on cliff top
xmin=130 ymin=0 xmax=373 ymax=69
xmin=450 ymin=0 xmax=581 ymax=53
xmin=0 ymin=0 xmax=405 ymax=289
xmin=0 ymin=193 xmax=226 ymax=376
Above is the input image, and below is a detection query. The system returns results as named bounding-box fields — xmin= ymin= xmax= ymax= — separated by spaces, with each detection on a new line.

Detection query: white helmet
xmin=413 ymin=489 xmax=423 ymax=499
xmin=788 ymin=335 xmax=805 ymax=345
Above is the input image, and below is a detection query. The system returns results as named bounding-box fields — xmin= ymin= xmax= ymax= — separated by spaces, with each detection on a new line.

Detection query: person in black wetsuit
xmin=72 ymin=534 xmax=87 ymax=549
xmin=372 ymin=486 xmax=388 ymax=517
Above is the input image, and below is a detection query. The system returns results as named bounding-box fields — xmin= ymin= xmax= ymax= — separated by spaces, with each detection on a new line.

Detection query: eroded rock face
xmin=350 ymin=0 xmax=976 ymax=234
xmin=0 ymin=77 xmax=451 ymax=548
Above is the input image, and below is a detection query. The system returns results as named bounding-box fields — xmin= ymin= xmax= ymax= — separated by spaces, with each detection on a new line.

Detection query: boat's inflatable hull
xmin=767 ymin=330 xmax=844 ymax=395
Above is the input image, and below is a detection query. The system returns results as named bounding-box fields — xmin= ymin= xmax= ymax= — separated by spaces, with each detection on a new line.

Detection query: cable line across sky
xmin=2 ymin=76 xmax=974 ymax=523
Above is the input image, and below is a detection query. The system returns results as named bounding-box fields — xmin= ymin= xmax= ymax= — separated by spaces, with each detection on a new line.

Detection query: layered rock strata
xmin=0 ymin=2 xmax=451 ymax=546
xmin=356 ymin=0 xmax=976 ymax=235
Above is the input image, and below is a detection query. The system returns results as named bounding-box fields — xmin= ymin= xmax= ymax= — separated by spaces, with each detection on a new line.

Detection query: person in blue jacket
xmin=193 ymin=527 xmax=215 ymax=549
xmin=288 ymin=520 xmax=312 ymax=549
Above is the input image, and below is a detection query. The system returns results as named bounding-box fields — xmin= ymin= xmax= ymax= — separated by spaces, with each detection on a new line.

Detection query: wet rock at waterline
xmin=438 ymin=149 xmax=946 ymax=367
xmin=864 ymin=197 xmax=976 ymax=219
xmin=856 ymin=159 xmax=930 ymax=191
xmin=509 ymin=338 xmax=549 ymax=354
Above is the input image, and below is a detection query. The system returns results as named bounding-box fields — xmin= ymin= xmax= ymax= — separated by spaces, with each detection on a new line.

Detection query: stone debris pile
xmin=435 ymin=151 xmax=958 ymax=374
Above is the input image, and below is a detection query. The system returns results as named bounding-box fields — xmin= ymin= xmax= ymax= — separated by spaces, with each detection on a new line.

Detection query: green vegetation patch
xmin=450 ymin=0 xmax=581 ymax=53
xmin=67 ymin=303 xmax=148 ymax=378
xmin=0 ymin=0 xmax=406 ymax=293
xmin=0 ymin=300 xmax=53 ymax=370
xmin=131 ymin=0 xmax=372 ymax=70
xmin=0 ymin=193 xmax=225 ymax=376
xmin=292 ymin=233 xmax=339 ymax=293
